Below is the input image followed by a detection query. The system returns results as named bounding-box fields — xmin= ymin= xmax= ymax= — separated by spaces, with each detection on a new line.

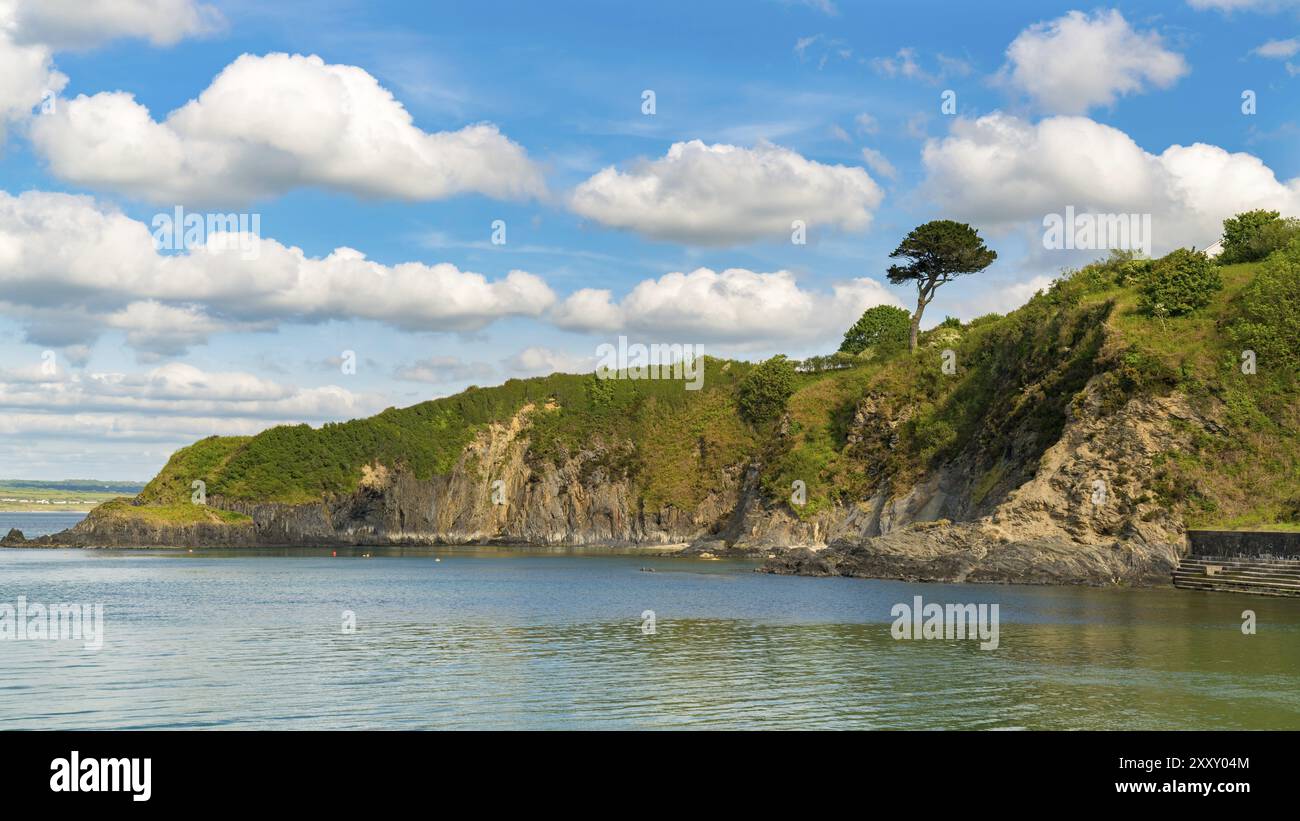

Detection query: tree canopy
xmin=886 ymin=220 xmax=996 ymax=351
xmin=839 ymin=304 xmax=912 ymax=354
xmin=1218 ymin=209 xmax=1300 ymax=265
xmin=736 ymin=355 xmax=797 ymax=425
xmin=1138 ymin=248 xmax=1222 ymax=317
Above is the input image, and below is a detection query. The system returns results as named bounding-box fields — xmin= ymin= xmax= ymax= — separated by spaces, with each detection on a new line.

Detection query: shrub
xmin=966 ymin=312 xmax=1002 ymax=329
xmin=908 ymin=413 xmax=957 ymax=463
xmin=1092 ymin=249 xmax=1151 ymax=288
xmin=1231 ymin=238 xmax=1300 ymax=374
xmin=1115 ymin=257 xmax=1152 ymax=286
xmin=1238 ymin=217 xmax=1300 ymax=262
xmin=585 ymin=374 xmax=616 ymax=408
xmin=1281 ymin=494 xmax=1300 ymax=525
xmin=838 ymin=305 xmax=912 ymax=354
xmin=1218 ymin=209 xmax=1300 ymax=264
xmin=1071 ymin=262 xmax=1115 ymax=293
xmin=737 ymin=355 xmax=797 ymax=424
xmin=1138 ymin=248 xmax=1222 ymax=317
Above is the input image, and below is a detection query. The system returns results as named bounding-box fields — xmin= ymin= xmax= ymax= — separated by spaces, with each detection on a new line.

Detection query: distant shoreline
xmin=0 ymin=507 xmax=96 ymax=514
xmin=1 ymin=542 xmax=698 ymax=557
xmin=0 ymin=480 xmax=146 ymax=517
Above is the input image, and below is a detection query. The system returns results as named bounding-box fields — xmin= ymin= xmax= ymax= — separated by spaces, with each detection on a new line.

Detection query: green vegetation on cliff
xmin=123 ymin=225 xmax=1300 ymax=535
xmin=763 ymin=267 xmax=1111 ymax=518
xmin=140 ymin=358 xmax=758 ymax=511
xmin=91 ymin=497 xmax=253 ymax=525
xmin=763 ymin=238 xmax=1299 ymax=528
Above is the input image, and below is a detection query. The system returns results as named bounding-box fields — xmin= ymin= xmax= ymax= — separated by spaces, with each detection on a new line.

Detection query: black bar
xmin=3 ymin=730 xmax=1286 ymax=808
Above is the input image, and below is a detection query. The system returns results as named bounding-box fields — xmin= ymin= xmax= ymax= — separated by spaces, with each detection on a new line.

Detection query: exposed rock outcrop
xmin=14 ymin=405 xmax=748 ymax=550
xmin=759 ymin=380 xmax=1207 ymax=585
xmin=9 ymin=377 xmax=1205 ymax=588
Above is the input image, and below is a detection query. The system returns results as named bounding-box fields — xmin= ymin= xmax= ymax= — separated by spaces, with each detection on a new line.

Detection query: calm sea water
xmin=1 ymin=511 xmax=87 ymax=537
xmin=2 ymin=531 xmax=1299 ymax=729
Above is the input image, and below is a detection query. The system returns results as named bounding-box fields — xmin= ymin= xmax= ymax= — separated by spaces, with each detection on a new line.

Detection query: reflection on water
xmin=1 ymin=547 xmax=1298 ymax=729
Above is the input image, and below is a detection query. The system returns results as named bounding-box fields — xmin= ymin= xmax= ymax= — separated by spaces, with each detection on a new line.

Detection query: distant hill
xmin=0 ymin=480 xmax=145 ymax=511
xmin=0 ymin=480 xmax=146 ymax=494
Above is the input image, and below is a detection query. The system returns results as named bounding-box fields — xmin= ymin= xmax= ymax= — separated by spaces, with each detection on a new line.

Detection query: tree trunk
xmin=909 ymin=291 xmax=926 ymax=352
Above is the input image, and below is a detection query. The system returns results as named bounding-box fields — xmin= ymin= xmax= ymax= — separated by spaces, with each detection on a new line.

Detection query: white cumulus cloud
xmin=501 ymin=347 xmax=595 ymax=377
xmin=0 ymin=33 xmax=64 ymax=143
xmin=1253 ymin=38 xmax=1300 ymax=58
xmin=0 ymin=360 xmax=387 ymax=478
xmin=0 ymin=0 xmax=221 ymax=147
xmin=30 ymin=52 xmax=547 ymax=205
xmin=1 ymin=0 xmax=223 ymax=50
xmin=103 ymin=301 xmax=245 ymax=357
xmin=997 ymin=10 xmax=1187 ymax=114
xmin=921 ymin=112 xmax=1300 ymax=253
xmin=0 ymin=361 xmax=384 ymax=424
xmin=860 ymin=147 xmax=898 ymax=181
xmin=569 ymin=140 xmax=883 ymax=245
xmin=394 ymin=356 xmax=495 ymax=385
xmin=551 ymin=267 xmax=902 ymax=349
xmin=0 ymin=189 xmax=557 ymax=354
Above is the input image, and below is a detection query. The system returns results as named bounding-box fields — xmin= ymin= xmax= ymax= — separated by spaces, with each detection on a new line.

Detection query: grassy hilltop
xmin=104 ymin=235 xmax=1300 ymax=536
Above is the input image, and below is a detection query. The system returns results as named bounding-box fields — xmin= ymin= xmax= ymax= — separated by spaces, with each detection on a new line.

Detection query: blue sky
xmin=1 ymin=0 xmax=1299 ymax=479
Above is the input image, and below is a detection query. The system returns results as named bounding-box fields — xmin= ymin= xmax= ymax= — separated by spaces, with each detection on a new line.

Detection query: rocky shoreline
xmin=1 ymin=516 xmax=1179 ymax=588
xmin=0 ymin=502 xmax=1183 ymax=590
xmin=755 ymin=522 xmax=1178 ymax=587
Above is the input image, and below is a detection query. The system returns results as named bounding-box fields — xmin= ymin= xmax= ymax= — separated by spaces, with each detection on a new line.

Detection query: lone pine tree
xmin=886 ymin=220 xmax=996 ymax=352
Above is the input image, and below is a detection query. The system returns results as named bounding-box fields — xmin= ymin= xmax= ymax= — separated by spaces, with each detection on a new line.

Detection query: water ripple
xmin=2 ymin=547 xmax=1300 ymax=728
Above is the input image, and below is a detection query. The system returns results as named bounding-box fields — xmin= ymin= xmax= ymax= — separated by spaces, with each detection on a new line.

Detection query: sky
xmin=1 ymin=0 xmax=1299 ymax=479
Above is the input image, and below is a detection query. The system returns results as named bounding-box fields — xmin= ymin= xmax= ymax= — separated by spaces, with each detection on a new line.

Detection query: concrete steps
xmin=1173 ymin=555 xmax=1300 ymax=597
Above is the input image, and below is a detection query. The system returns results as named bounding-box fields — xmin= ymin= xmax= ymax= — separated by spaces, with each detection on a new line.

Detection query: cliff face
xmin=760 ymin=380 xmax=1199 ymax=585
xmin=11 ymin=254 xmax=1296 ymax=591
xmin=8 ymin=377 xmax=1192 ymax=587
xmin=14 ymin=404 xmax=751 ymax=549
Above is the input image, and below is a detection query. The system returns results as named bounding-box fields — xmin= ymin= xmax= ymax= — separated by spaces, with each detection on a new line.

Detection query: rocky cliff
xmin=1 ymin=376 xmax=1194 ymax=587
xmin=760 ymin=382 xmax=1200 ymax=585
xmin=6 ymin=401 xmax=754 ymax=550
xmin=6 ymin=253 xmax=1297 ymax=590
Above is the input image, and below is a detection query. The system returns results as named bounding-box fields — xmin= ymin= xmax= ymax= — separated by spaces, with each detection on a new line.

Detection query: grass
xmin=131 ymin=358 xmax=760 ymax=513
xmin=91 ymin=497 xmax=253 ymax=525
xmin=1196 ymin=520 xmax=1300 ymax=533
xmin=763 ymin=364 xmax=876 ymax=517
xmin=762 ymin=274 xmax=1111 ymax=517
xmin=1067 ymin=256 xmax=1300 ymax=532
